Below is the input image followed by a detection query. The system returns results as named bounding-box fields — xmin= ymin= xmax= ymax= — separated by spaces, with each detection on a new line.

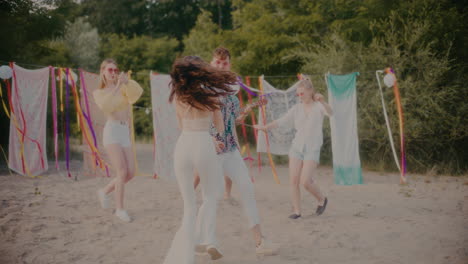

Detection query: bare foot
xmin=224 ymin=196 xmax=239 ymax=206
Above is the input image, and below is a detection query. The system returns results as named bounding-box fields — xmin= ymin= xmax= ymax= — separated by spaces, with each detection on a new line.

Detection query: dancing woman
xmin=93 ymin=58 xmax=143 ymax=222
xmin=255 ymin=77 xmax=332 ymax=219
xmin=162 ymin=56 xmax=236 ymax=264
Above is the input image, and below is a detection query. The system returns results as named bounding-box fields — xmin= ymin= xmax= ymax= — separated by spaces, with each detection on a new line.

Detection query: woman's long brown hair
xmin=169 ymin=56 xmax=237 ymax=111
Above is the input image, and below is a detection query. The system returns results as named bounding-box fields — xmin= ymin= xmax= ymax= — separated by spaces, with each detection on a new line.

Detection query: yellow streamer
xmin=0 ymin=144 xmax=13 ymax=177
xmin=68 ymin=70 xmax=109 ymax=173
xmin=0 ymin=82 xmax=10 ymax=118
xmin=258 ymin=76 xmax=280 ymax=184
xmin=59 ymin=68 xmax=64 ymax=112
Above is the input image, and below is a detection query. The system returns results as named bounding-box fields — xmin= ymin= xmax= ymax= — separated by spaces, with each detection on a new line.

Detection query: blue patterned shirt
xmin=211 ymin=94 xmax=240 ymax=154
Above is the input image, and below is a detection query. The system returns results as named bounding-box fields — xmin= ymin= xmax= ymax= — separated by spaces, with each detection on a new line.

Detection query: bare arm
xmin=213 ymin=109 xmax=225 ymax=135
xmin=174 ymin=101 xmax=183 ymax=130
xmin=235 ymin=105 xmax=252 ymax=123
xmin=254 ymin=120 xmax=278 ymax=131
xmin=314 ymin=94 xmax=333 ymax=116
xmin=254 ymin=104 xmax=295 ymax=131
xmin=235 ymin=98 xmax=267 ymax=124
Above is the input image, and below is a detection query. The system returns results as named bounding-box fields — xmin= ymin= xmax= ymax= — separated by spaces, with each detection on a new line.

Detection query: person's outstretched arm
xmin=254 ymin=104 xmax=295 ymax=131
xmin=314 ymin=93 xmax=333 ymax=116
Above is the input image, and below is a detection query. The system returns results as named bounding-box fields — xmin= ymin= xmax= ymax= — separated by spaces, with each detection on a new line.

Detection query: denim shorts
xmin=288 ymin=144 xmax=320 ymax=162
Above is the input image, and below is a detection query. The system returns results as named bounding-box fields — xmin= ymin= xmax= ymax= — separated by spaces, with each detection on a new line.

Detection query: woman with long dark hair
xmin=162 ymin=56 xmax=236 ymax=264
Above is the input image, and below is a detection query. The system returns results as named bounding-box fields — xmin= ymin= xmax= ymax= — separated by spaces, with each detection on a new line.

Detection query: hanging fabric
xmin=8 ymin=64 xmax=49 ymax=176
xmin=326 ymin=72 xmax=363 ymax=185
xmin=150 ymin=73 xmax=180 ymax=181
xmin=256 ymin=77 xmax=300 ymax=155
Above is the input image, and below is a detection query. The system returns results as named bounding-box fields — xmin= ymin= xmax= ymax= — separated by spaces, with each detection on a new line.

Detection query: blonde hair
xmin=299 ymin=75 xmax=316 ymax=99
xmin=98 ymin=58 xmax=118 ymax=89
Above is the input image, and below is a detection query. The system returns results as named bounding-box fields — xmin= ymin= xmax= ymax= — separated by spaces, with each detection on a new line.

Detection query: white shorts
xmin=289 ymin=144 xmax=320 ymax=162
xmin=103 ymin=120 xmax=131 ymax=148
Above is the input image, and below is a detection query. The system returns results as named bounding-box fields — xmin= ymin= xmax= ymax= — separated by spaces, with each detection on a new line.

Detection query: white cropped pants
xmin=163 ymin=131 xmax=223 ymax=264
xmin=196 ymin=149 xmax=260 ymax=247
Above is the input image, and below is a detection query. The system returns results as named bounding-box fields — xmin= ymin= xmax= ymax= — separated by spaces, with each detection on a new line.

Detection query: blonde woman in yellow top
xmin=93 ymin=59 xmax=143 ymax=222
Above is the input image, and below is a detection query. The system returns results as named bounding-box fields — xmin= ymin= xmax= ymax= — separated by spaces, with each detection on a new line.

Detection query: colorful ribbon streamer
xmin=65 ymin=68 xmax=71 ymax=178
xmin=237 ymin=82 xmax=254 ymax=168
xmin=385 ymin=68 xmax=407 ymax=183
xmin=238 ymin=76 xmax=259 ymax=96
xmin=69 ymin=69 xmax=110 ymax=178
xmin=258 ymin=76 xmax=280 ymax=184
xmin=59 ymin=68 xmax=64 ymax=113
xmin=50 ymin=67 xmax=59 ymax=170
xmin=79 ymin=70 xmax=99 ymax=154
xmin=0 ymin=80 xmax=10 ymax=118
xmin=245 ymin=76 xmax=261 ymax=172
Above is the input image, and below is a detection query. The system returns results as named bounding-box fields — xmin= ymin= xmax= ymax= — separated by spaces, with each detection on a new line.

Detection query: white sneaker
xmin=97 ymin=189 xmax=110 ymax=209
xmin=206 ymin=245 xmax=223 ymax=260
xmin=115 ymin=209 xmax=132 ymax=222
xmin=256 ymin=238 xmax=278 ymax=256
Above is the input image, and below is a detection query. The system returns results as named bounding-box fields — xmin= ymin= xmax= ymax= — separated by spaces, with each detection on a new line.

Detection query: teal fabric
xmin=327 ymin=72 xmax=359 ymax=100
xmin=327 ymin=72 xmax=363 ymax=185
xmin=334 ymin=166 xmax=363 ymax=186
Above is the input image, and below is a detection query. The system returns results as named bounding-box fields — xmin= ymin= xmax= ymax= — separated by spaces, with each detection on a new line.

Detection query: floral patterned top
xmin=211 ymin=94 xmax=240 ymax=154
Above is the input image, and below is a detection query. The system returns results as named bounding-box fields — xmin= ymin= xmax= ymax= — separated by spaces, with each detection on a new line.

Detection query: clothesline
xmin=0 ymin=59 xmax=407 ymax=114
xmin=3 ymin=62 xmax=407 ymax=182
xmin=0 ymin=59 xmax=422 ymax=79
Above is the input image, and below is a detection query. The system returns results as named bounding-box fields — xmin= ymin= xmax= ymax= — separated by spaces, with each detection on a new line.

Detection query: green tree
xmin=0 ymin=0 xmax=72 ymax=62
xmin=80 ymin=0 xmax=147 ymax=36
xmin=80 ymin=0 xmax=233 ymax=40
xmin=294 ymin=5 xmax=467 ymax=174
xmin=183 ymin=10 xmax=224 ymax=60
xmin=64 ymin=17 xmax=100 ymax=71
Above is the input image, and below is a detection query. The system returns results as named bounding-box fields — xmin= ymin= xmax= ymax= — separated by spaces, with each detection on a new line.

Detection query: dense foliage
xmin=0 ymin=0 xmax=466 ymax=174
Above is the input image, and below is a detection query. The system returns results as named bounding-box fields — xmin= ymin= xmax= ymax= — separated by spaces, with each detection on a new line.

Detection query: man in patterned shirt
xmin=194 ymin=47 xmax=278 ymax=258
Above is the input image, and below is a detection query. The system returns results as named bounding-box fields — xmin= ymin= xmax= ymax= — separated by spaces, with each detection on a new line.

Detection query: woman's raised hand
xmin=118 ymin=72 xmax=129 ymax=85
xmin=314 ymin=93 xmax=324 ymax=102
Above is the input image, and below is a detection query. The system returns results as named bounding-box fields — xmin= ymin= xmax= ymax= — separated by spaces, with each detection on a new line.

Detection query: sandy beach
xmin=0 ymin=144 xmax=467 ymax=264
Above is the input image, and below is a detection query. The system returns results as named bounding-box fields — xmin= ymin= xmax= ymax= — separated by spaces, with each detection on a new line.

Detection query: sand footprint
xmin=31 ymin=223 xmax=47 ymax=233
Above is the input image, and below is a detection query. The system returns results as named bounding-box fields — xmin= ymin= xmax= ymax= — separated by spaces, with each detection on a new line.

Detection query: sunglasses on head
xmin=107 ymin=68 xmax=119 ymax=74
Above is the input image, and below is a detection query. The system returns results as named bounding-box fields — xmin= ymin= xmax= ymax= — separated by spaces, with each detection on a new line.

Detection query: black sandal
xmin=316 ymin=197 xmax=328 ymax=216
xmin=288 ymin=213 xmax=301 ymax=219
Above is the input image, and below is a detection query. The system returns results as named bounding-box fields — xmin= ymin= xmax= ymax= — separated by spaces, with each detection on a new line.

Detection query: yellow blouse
xmin=93 ymin=80 xmax=143 ymax=115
